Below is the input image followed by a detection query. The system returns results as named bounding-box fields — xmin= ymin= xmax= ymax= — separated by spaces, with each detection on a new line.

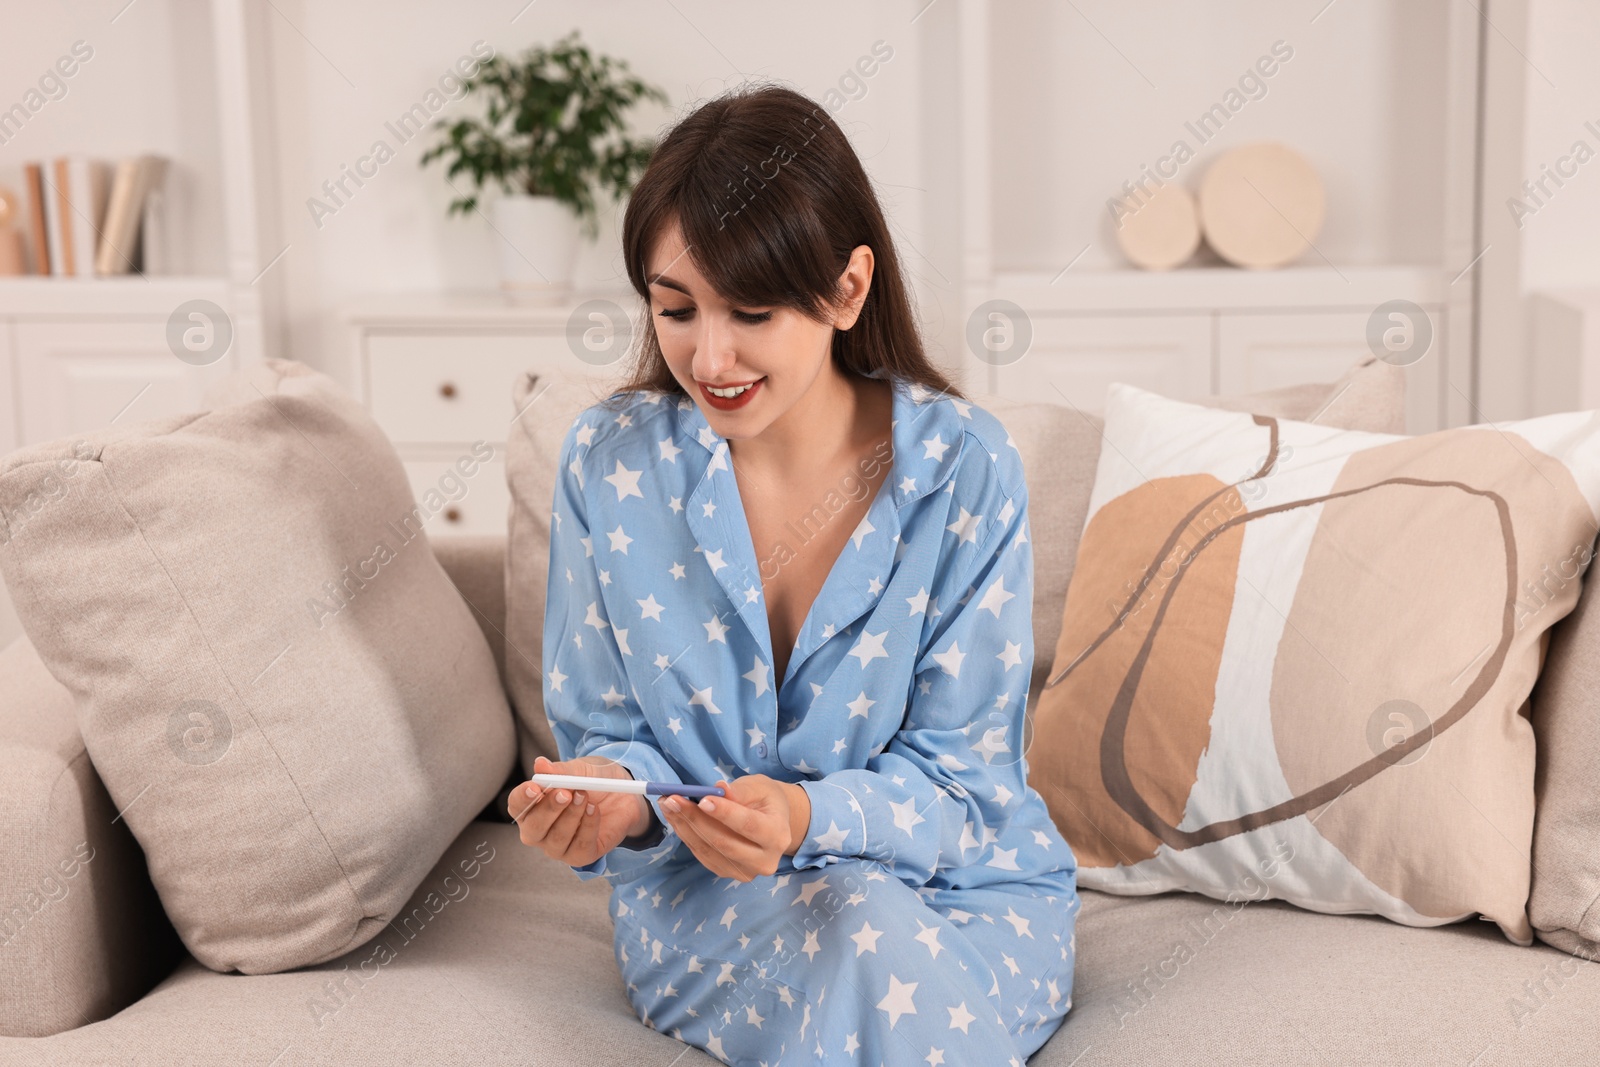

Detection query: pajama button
xmin=756 ymin=742 xmax=767 ymax=757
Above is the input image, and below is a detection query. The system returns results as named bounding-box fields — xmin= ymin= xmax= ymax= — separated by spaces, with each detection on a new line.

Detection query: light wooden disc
xmin=1197 ymin=142 xmax=1325 ymax=269
xmin=1113 ymin=182 xmax=1200 ymax=271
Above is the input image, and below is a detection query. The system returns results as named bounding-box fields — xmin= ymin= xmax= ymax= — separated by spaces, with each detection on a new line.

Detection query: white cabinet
xmin=0 ymin=324 xmax=14 ymax=456
xmin=1216 ymin=312 xmax=1380 ymax=394
xmin=1216 ymin=310 xmax=1445 ymax=432
xmin=15 ymin=320 xmax=237 ymax=444
xmin=974 ymin=268 xmax=1446 ymax=432
xmin=992 ymin=314 xmax=1213 ymax=410
xmin=347 ymin=293 xmax=632 ymax=537
xmin=362 ymin=332 xmax=577 ymax=448
xmin=1529 ymin=288 xmax=1600 ymax=416
xmin=400 ymin=457 xmax=513 ymax=538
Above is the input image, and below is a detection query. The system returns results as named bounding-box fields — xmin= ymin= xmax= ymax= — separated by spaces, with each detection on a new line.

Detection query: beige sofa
xmin=3 ymin=362 xmax=1598 ymax=1064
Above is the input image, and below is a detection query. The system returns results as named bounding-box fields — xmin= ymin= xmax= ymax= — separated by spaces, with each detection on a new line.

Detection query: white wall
xmin=990 ymin=0 xmax=1451 ymax=274
xmin=1520 ymin=0 xmax=1600 ymax=291
xmin=6 ymin=2 xmax=1598 ymax=373
xmin=256 ymin=0 xmax=931 ymax=386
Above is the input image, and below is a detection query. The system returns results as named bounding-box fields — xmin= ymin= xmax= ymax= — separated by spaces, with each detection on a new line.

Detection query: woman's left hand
xmin=660 ymin=773 xmax=802 ymax=882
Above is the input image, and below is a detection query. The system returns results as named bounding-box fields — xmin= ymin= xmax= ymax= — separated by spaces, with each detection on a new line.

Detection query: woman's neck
xmin=728 ymin=364 xmax=882 ymax=481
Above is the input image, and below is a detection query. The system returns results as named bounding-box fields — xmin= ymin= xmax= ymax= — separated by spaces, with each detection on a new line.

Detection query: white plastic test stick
xmin=528 ymin=773 xmax=725 ymax=798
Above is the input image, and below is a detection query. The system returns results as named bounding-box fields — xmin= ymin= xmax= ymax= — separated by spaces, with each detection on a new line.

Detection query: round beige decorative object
xmin=1197 ymin=142 xmax=1325 ymax=269
xmin=1112 ymin=182 xmax=1201 ymax=271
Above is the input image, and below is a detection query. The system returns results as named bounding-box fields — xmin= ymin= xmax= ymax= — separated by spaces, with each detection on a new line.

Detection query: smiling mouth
xmin=700 ymin=377 xmax=765 ymax=398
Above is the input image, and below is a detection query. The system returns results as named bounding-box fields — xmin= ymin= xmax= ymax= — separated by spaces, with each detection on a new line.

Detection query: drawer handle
xmin=444 ymin=507 xmax=462 ymax=524
xmin=439 ymin=382 xmax=458 ymax=399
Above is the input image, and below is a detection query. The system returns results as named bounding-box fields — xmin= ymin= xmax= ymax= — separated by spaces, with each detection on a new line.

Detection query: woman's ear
xmin=832 ymin=244 xmax=876 ymax=330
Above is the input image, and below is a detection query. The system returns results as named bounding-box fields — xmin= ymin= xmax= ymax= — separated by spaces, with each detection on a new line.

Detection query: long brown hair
xmin=595 ymin=83 xmax=965 ymax=411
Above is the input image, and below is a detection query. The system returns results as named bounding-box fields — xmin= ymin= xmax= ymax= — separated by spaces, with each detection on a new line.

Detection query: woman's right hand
xmin=505 ymin=754 xmax=654 ymax=868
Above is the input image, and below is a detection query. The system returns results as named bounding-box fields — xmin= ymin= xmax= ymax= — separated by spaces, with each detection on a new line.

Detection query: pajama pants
xmin=610 ymin=856 xmax=1080 ymax=1066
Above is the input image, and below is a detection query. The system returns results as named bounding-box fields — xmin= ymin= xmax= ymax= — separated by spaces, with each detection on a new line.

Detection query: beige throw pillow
xmin=0 ymin=359 xmax=516 ymax=974
xmin=1029 ymin=382 xmax=1600 ymax=945
xmin=978 ymin=354 xmax=1406 ymax=705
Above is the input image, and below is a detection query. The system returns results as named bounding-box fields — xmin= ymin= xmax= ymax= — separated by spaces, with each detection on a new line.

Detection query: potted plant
xmin=420 ymin=31 xmax=667 ymax=300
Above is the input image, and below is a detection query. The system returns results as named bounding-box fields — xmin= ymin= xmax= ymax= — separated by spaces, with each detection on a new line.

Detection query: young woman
xmin=507 ymin=84 xmax=1079 ymax=1066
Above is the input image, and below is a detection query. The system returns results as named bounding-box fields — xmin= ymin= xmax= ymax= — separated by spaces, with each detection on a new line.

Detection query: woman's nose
xmin=692 ymin=318 xmax=738 ymax=380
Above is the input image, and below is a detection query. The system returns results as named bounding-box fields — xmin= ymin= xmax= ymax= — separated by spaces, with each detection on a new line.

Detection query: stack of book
xmin=15 ymin=154 xmax=169 ymax=278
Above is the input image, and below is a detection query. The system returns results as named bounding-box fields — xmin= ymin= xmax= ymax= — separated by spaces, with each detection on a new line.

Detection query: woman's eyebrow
xmin=648 ymin=275 xmax=691 ymax=295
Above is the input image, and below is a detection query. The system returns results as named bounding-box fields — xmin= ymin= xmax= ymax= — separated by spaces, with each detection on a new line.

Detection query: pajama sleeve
xmin=791 ymin=442 xmax=1035 ymax=886
xmin=543 ymin=417 xmax=685 ymax=885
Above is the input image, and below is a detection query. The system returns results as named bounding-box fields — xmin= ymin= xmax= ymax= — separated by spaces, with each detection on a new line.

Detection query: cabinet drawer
xmin=401 ymin=455 xmax=511 ymax=537
xmin=364 ymin=332 xmax=606 ymax=446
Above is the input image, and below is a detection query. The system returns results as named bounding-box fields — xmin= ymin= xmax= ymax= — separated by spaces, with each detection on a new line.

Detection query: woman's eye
xmin=656 ymin=307 xmax=772 ymax=324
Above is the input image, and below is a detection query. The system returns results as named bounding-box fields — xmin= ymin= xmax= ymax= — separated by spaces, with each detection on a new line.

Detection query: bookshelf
xmin=0 ymin=0 xmax=277 ymax=451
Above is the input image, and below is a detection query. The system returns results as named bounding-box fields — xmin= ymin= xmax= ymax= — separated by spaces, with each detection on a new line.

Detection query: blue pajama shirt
xmin=541 ymin=368 xmax=1080 ymax=1065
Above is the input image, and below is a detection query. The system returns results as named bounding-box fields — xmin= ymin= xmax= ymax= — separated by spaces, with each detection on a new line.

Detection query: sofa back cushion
xmin=504 ymin=371 xmax=626 ymax=776
xmin=0 ymin=359 xmax=516 ymax=975
xmin=1529 ymin=541 xmax=1600 ymax=958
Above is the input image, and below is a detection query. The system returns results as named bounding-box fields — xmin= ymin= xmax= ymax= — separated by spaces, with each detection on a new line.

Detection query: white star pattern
xmin=977 ymin=576 xmax=1016 ymax=617
xmin=889 ymin=796 xmax=927 ymax=836
xmin=848 ymin=629 xmax=890 ymax=668
xmin=878 ymin=974 xmax=918 ymax=1028
xmin=603 ymin=459 xmax=644 ymax=501
xmin=849 ymin=921 xmax=883 ymax=956
xmin=743 ymin=657 xmax=771 ymax=696
xmin=931 ymin=640 xmax=966 ymax=678
xmin=850 ymin=514 xmax=877 ymax=549
xmin=946 ymin=507 xmax=983 ymax=545
xmin=809 ymin=821 xmax=850 ymax=852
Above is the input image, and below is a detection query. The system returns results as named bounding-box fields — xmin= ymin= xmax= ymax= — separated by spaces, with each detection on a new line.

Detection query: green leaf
xmin=417 ymin=31 xmax=666 ymax=227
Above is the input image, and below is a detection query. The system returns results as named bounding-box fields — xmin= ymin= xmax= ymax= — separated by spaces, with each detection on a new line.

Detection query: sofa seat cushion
xmin=0 ymin=823 xmax=718 ymax=1067
xmin=6 ymin=822 xmax=1591 ymax=1066
xmin=1039 ymin=887 xmax=1599 ymax=1065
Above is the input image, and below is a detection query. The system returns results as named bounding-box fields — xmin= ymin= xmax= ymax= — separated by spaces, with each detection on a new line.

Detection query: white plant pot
xmin=490 ymin=194 xmax=581 ymax=303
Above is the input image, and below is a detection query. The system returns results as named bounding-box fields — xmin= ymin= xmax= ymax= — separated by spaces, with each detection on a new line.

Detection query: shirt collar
xmin=672 ymin=369 xmax=966 ymax=509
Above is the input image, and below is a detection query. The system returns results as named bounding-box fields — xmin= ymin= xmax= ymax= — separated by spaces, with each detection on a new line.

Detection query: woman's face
xmin=645 ymin=220 xmax=871 ymax=440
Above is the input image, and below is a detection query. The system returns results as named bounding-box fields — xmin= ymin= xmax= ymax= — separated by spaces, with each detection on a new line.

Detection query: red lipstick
xmin=698 ymin=377 xmax=765 ymax=411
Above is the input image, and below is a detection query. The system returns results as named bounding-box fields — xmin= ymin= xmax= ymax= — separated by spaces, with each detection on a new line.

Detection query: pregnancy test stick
xmin=528 ymin=773 xmax=726 ymax=799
